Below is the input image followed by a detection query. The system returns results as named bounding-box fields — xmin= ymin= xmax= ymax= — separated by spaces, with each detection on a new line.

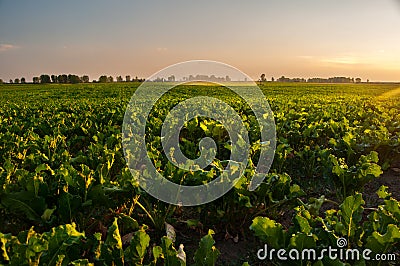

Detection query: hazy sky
xmin=1 ymin=0 xmax=400 ymax=82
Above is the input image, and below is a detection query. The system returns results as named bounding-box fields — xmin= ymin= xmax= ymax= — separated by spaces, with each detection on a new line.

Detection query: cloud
xmin=320 ymin=54 xmax=360 ymax=65
xmin=297 ymin=55 xmax=358 ymax=64
xmin=297 ymin=55 xmax=360 ymax=65
xmin=0 ymin=44 xmax=17 ymax=52
xmin=156 ymin=47 xmax=168 ymax=52
xmin=320 ymin=56 xmax=358 ymax=65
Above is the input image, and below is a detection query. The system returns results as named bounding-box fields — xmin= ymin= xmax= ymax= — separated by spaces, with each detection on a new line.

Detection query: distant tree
xmin=0 ymin=79 xmax=3 ymax=84
xmin=126 ymin=75 xmax=131 ymax=82
xmin=260 ymin=74 xmax=266 ymax=82
xmin=68 ymin=74 xmax=81 ymax=84
xmin=116 ymin=75 xmax=123 ymax=82
xmin=355 ymin=78 xmax=361 ymax=83
xmin=167 ymin=75 xmax=175 ymax=82
xmin=291 ymin=78 xmax=306 ymax=83
xmin=277 ymin=76 xmax=286 ymax=82
xmin=107 ymin=76 xmax=114 ymax=83
xmin=14 ymin=78 xmax=20 ymax=84
xmin=40 ymin=74 xmax=51 ymax=83
xmin=9 ymin=79 xmax=13 ymax=84
xmin=62 ymin=74 xmax=69 ymax=83
xmin=99 ymin=75 xmax=107 ymax=83
xmin=51 ymin=75 xmax=57 ymax=83
xmin=56 ymin=75 xmax=64 ymax=83
xmin=367 ymin=79 xmax=369 ymax=83
xmin=81 ymin=75 xmax=90 ymax=83
xmin=153 ymin=77 xmax=165 ymax=82
xmin=21 ymin=77 xmax=26 ymax=83
xmin=33 ymin=77 xmax=40 ymax=84
xmin=271 ymin=77 xmax=275 ymax=82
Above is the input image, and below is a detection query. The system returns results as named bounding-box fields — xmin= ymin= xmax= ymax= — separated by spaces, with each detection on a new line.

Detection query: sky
xmin=0 ymin=0 xmax=400 ymax=82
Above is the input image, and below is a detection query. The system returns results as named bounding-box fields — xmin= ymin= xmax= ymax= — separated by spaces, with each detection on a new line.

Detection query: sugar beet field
xmin=0 ymin=82 xmax=399 ymax=265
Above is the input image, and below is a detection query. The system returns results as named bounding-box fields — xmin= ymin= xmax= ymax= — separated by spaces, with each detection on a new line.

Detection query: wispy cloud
xmin=297 ymin=54 xmax=361 ymax=65
xmin=320 ymin=56 xmax=359 ymax=65
xmin=298 ymin=51 xmax=400 ymax=73
xmin=156 ymin=47 xmax=168 ymax=52
xmin=0 ymin=43 xmax=17 ymax=52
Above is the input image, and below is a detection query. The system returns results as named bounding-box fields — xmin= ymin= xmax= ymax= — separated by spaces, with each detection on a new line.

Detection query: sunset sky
xmin=1 ymin=0 xmax=400 ymax=82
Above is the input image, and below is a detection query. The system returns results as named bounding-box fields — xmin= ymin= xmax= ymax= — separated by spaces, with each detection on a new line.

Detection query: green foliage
xmin=102 ymin=218 xmax=124 ymax=265
xmin=325 ymin=151 xmax=382 ymax=199
xmin=194 ymin=229 xmax=220 ymax=266
xmin=0 ymin=223 xmax=84 ymax=265
xmin=160 ymin=236 xmax=184 ymax=266
xmin=124 ymin=227 xmax=150 ymax=264
xmin=338 ymin=193 xmax=364 ymax=240
xmin=0 ymin=82 xmax=399 ymax=265
xmin=0 ymin=214 xmax=221 ymax=265
xmin=249 ymin=217 xmax=287 ymax=249
xmin=42 ymin=223 xmax=85 ymax=265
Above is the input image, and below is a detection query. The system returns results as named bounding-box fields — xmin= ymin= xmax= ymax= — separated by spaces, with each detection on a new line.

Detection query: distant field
xmin=0 ymin=82 xmax=399 ymax=265
xmin=2 ymin=81 xmax=399 ymax=100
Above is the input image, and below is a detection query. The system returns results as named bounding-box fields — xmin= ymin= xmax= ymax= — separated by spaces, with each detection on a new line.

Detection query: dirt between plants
xmin=364 ymin=162 xmax=400 ymax=207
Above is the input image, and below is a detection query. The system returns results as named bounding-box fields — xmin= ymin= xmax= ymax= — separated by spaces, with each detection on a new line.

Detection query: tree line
xmin=1 ymin=74 xmax=368 ymax=84
xmin=259 ymin=74 xmax=366 ymax=83
xmin=0 ymin=74 xmax=145 ymax=84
